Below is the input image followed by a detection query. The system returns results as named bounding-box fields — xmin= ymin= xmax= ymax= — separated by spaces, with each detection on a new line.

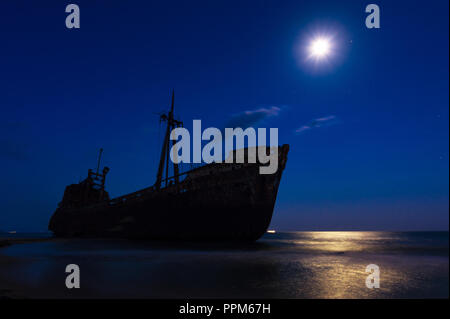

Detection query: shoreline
xmin=0 ymin=237 xmax=54 ymax=248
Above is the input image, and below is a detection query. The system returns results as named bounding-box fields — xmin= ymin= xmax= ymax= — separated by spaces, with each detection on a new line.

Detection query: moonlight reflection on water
xmin=0 ymin=231 xmax=448 ymax=298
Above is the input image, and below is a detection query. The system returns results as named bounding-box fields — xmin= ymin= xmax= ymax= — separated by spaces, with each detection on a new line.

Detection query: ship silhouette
xmin=49 ymin=92 xmax=289 ymax=241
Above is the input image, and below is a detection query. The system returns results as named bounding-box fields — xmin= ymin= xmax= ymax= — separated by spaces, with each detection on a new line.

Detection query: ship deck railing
xmin=95 ymin=157 xmax=261 ymax=208
xmin=106 ymin=164 xmax=207 ymax=206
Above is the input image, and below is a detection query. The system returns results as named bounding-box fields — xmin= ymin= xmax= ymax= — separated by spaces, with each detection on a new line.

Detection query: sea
xmin=0 ymin=231 xmax=448 ymax=298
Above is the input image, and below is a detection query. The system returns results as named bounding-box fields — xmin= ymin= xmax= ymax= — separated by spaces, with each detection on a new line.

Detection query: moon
xmin=309 ymin=37 xmax=331 ymax=59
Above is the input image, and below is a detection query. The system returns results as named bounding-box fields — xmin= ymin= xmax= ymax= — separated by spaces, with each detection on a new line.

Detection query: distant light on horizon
xmin=267 ymin=230 xmax=276 ymax=234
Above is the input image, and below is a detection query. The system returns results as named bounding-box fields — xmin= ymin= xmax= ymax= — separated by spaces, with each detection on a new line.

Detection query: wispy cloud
xmin=295 ymin=115 xmax=339 ymax=134
xmin=225 ymin=106 xmax=281 ymax=129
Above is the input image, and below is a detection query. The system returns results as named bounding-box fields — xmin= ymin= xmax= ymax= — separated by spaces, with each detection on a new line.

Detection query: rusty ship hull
xmin=49 ymin=92 xmax=289 ymax=241
xmin=49 ymin=145 xmax=289 ymax=241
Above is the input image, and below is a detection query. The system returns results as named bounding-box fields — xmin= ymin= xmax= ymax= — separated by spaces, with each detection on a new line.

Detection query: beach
xmin=0 ymin=232 xmax=448 ymax=299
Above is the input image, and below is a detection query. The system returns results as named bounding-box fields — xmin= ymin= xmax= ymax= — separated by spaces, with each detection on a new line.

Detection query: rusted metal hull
xmin=49 ymin=145 xmax=289 ymax=241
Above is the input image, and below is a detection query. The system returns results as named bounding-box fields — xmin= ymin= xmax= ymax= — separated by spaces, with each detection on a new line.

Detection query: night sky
xmin=0 ymin=0 xmax=448 ymax=231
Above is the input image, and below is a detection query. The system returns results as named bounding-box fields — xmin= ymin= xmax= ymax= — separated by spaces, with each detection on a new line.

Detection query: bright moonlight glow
xmin=309 ymin=38 xmax=331 ymax=59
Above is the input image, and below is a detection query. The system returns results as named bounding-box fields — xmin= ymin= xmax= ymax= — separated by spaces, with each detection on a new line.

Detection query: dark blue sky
xmin=0 ymin=0 xmax=448 ymax=231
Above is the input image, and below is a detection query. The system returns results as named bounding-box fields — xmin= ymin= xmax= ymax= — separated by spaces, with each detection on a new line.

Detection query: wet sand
xmin=0 ymin=238 xmax=57 ymax=299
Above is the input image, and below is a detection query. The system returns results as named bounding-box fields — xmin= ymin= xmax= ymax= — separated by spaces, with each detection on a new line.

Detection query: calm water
xmin=0 ymin=231 xmax=448 ymax=298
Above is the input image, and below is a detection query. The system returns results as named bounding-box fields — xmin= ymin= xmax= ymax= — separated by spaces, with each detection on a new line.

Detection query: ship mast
xmin=96 ymin=148 xmax=103 ymax=176
xmin=155 ymin=90 xmax=182 ymax=189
